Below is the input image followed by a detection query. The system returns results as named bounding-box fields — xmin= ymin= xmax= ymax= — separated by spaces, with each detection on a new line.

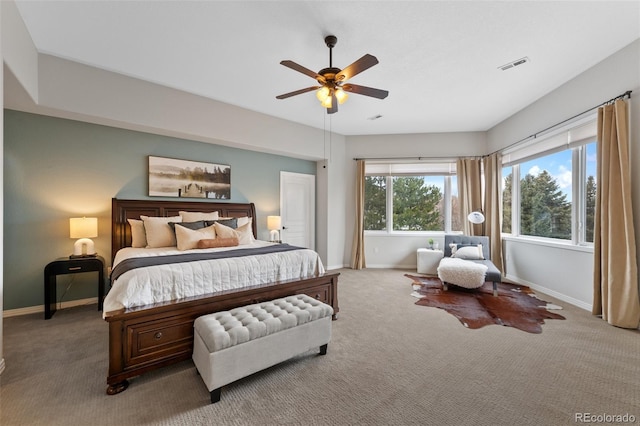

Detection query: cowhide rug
xmin=405 ymin=274 xmax=565 ymax=333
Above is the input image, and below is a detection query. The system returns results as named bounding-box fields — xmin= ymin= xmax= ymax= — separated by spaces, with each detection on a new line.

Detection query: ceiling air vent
xmin=499 ymin=56 xmax=530 ymax=71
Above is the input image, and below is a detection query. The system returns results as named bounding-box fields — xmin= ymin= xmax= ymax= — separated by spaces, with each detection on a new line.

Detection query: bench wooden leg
xmin=319 ymin=344 xmax=328 ymax=355
xmin=442 ymin=282 xmax=448 ymax=291
xmin=493 ymin=282 xmax=498 ymax=297
xmin=210 ymin=388 xmax=221 ymax=404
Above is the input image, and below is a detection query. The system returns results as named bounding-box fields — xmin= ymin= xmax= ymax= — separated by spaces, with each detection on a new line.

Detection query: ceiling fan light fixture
xmin=335 ymin=88 xmax=348 ymax=104
xmin=316 ymin=86 xmax=330 ymax=101
xmin=320 ymin=92 xmax=333 ymax=108
xmin=277 ymin=35 xmax=387 ymax=114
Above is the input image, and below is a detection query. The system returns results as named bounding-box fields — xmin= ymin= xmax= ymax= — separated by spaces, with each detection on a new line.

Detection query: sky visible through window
xmin=422 ymin=176 xmax=457 ymax=197
xmin=505 ymin=142 xmax=596 ymax=202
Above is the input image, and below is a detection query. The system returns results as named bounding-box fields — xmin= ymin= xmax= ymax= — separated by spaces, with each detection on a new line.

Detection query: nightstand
xmin=44 ymin=255 xmax=105 ymax=319
xmin=416 ymin=248 xmax=444 ymax=275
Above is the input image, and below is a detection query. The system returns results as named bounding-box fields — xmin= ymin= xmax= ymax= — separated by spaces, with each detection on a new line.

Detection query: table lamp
xmin=70 ymin=217 xmax=98 ymax=258
xmin=267 ymin=216 xmax=281 ymax=242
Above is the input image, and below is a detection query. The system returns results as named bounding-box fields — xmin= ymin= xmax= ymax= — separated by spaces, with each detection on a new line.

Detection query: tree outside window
xmin=503 ymin=142 xmax=596 ymax=244
xmin=364 ymin=173 xmax=457 ymax=232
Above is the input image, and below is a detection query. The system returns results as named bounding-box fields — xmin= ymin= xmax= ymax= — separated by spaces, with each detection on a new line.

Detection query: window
xmin=502 ymin=118 xmax=596 ymax=245
xmin=519 ymin=151 xmax=572 ymax=239
xmin=502 ymin=166 xmax=512 ymax=234
xmin=364 ymin=161 xmax=458 ymax=233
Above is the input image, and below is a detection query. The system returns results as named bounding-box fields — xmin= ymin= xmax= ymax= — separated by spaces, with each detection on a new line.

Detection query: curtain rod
xmin=493 ymin=90 xmax=632 ymax=156
xmin=353 ymin=90 xmax=632 ymax=162
xmin=352 ymin=155 xmax=458 ymax=161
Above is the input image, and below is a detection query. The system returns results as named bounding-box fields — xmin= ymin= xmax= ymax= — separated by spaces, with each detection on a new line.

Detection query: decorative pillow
xmin=141 ymin=215 xmax=182 ymax=248
xmin=169 ymin=220 xmax=207 ymax=231
xmin=127 ymin=219 xmax=147 ymax=248
xmin=235 ymin=218 xmax=254 ymax=245
xmin=236 ymin=216 xmax=250 ymax=227
xmin=175 ymin=223 xmax=217 ymax=251
xmin=213 ymin=222 xmax=238 ymax=239
xmin=205 ymin=218 xmax=238 ymax=229
xmin=196 ymin=237 xmax=239 ymax=249
xmin=179 ymin=211 xmax=219 ymax=222
xmin=451 ymin=244 xmax=484 ymax=260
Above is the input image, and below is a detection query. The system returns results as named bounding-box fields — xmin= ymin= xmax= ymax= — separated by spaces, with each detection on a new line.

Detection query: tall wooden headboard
xmin=111 ymin=198 xmax=258 ymax=262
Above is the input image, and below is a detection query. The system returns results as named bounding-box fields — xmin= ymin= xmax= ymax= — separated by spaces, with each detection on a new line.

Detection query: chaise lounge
xmin=439 ymin=235 xmax=502 ymax=296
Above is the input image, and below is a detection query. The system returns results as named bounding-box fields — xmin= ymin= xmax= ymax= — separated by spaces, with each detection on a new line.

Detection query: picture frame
xmin=148 ymin=156 xmax=231 ymax=199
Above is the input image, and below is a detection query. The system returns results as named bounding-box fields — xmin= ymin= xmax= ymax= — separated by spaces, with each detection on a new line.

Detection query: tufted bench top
xmin=194 ymin=294 xmax=334 ymax=353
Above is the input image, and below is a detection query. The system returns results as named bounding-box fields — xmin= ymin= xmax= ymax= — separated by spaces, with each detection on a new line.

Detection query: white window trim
xmin=502 ymin=113 xmax=597 ymax=246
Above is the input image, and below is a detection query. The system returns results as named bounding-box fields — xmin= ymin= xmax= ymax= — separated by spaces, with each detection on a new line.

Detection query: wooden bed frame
xmin=105 ymin=198 xmax=339 ymax=395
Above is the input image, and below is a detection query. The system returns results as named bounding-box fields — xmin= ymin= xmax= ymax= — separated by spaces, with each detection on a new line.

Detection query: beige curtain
xmin=483 ymin=153 xmax=505 ymax=273
xmin=457 ymin=158 xmax=483 ymax=235
xmin=592 ymin=99 xmax=640 ymax=329
xmin=350 ymin=160 xmax=366 ymax=269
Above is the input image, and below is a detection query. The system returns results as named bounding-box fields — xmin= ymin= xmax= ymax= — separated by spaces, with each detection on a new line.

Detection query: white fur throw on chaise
xmin=437 ymin=257 xmax=488 ymax=289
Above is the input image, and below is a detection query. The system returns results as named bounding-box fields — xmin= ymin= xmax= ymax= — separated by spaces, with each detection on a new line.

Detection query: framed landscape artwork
xmin=148 ymin=156 xmax=231 ymax=199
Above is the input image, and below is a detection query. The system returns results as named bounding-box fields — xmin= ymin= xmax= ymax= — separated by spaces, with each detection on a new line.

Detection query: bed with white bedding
xmin=104 ymin=241 xmax=325 ymax=314
xmin=104 ymin=198 xmax=339 ymax=395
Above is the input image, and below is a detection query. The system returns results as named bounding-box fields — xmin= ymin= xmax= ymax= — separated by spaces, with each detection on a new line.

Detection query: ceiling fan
xmin=276 ymin=35 xmax=389 ymax=114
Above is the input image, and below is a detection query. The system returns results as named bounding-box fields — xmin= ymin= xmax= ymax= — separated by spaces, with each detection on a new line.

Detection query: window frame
xmin=501 ymin=115 xmax=597 ymax=247
xmin=363 ymin=160 xmax=459 ymax=235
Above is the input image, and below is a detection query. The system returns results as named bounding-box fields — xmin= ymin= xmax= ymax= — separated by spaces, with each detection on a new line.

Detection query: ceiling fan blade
xmin=327 ymin=92 xmax=338 ymax=114
xmin=342 ymin=83 xmax=389 ymax=99
xmin=335 ymin=54 xmax=379 ymax=81
xmin=280 ymin=60 xmax=326 ymax=83
xmin=276 ymin=86 xmax=321 ymax=100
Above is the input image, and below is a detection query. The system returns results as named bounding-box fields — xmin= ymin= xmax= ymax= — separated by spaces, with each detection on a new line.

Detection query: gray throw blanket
xmin=111 ymin=244 xmax=304 ymax=281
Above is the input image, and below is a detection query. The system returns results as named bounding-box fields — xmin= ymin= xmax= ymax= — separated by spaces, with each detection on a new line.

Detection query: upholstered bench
xmin=192 ymin=294 xmax=333 ymax=403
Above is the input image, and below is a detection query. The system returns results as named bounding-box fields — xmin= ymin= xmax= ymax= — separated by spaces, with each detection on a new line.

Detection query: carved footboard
xmin=105 ymin=272 xmax=339 ymax=394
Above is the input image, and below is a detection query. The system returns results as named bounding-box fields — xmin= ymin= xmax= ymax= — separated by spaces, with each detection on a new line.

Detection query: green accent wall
xmin=3 ymin=110 xmax=315 ymax=310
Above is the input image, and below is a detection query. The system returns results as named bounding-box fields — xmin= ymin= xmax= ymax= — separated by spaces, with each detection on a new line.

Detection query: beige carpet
xmin=1 ymin=268 xmax=639 ymax=426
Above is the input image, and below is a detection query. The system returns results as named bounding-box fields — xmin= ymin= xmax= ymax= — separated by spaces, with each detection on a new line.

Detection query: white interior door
xmin=280 ymin=171 xmax=315 ymax=249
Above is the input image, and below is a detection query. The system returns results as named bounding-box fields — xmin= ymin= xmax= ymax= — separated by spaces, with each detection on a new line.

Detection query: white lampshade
xmin=70 ymin=217 xmax=98 ymax=256
xmin=70 ymin=217 xmax=98 ymax=238
xmin=267 ymin=215 xmax=281 ymax=242
xmin=467 ymin=211 xmax=485 ymax=224
xmin=267 ymin=216 xmax=281 ymax=231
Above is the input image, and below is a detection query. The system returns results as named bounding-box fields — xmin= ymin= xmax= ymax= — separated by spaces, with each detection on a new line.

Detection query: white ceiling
xmin=11 ymin=1 xmax=640 ymax=136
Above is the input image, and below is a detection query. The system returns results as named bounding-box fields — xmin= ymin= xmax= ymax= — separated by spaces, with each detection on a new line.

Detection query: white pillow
xmin=175 ymin=223 xmax=217 ymax=251
xmin=451 ymin=244 xmax=484 ymax=260
xmin=235 ymin=218 xmax=254 ymax=244
xmin=141 ymin=215 xmax=182 ymax=248
xmin=213 ymin=221 xmax=238 ymax=239
xmin=179 ymin=211 xmax=219 ymax=222
xmin=127 ymin=219 xmax=147 ymax=248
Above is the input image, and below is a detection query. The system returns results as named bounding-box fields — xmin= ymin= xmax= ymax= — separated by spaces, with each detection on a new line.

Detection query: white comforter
xmin=103 ymin=241 xmax=325 ymax=315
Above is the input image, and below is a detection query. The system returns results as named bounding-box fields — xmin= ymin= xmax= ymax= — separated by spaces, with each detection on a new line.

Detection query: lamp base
xmin=73 ymin=238 xmax=96 ymax=257
xmin=269 ymin=230 xmax=280 ymax=242
xmin=69 ymin=253 xmax=97 ymax=259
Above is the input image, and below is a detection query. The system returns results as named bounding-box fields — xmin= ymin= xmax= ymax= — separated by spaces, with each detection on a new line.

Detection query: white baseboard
xmin=504 ymin=274 xmax=591 ymax=311
xmin=360 ymin=263 xmax=415 ymax=270
xmin=3 ymin=297 xmax=98 ymax=318
xmin=326 ymin=263 xmax=348 ymax=270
